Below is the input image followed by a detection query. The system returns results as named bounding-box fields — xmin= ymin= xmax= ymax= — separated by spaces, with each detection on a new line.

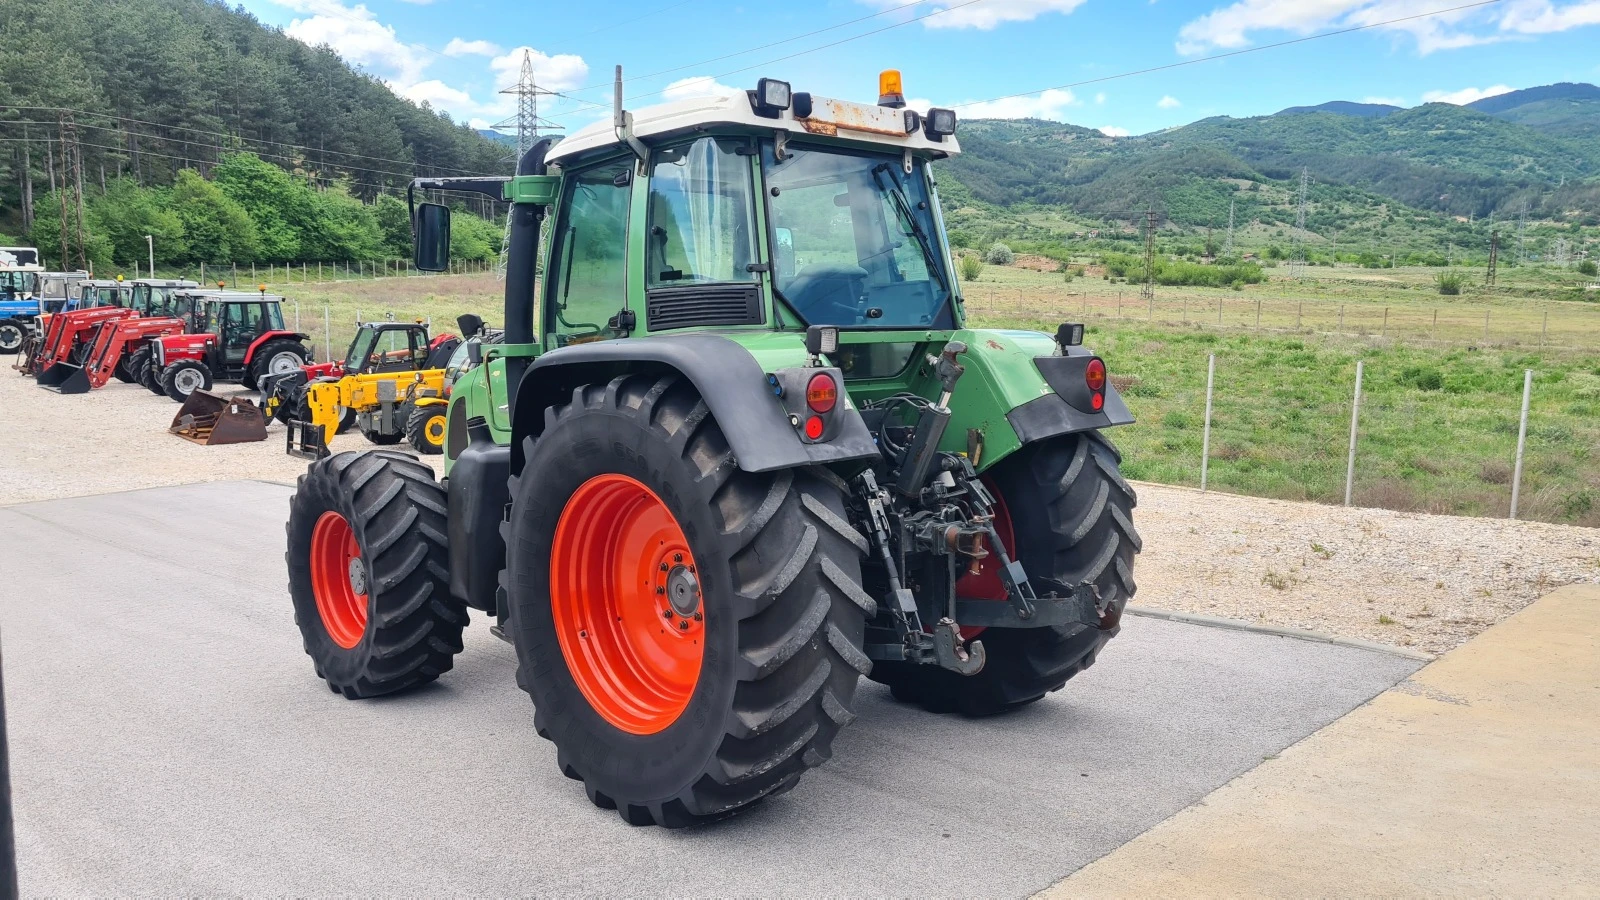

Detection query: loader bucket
xmin=35 ymin=361 xmax=91 ymax=394
xmin=169 ymin=391 xmax=268 ymax=446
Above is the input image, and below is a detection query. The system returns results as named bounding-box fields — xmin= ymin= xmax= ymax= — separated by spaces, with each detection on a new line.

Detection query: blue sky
xmin=239 ymin=0 xmax=1600 ymax=136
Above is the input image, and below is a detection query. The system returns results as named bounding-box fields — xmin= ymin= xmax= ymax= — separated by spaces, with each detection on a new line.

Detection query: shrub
xmin=1436 ymin=272 xmax=1467 ymax=295
xmin=1579 ymin=260 xmax=1598 ymax=277
xmin=959 ymin=254 xmax=984 ymax=282
xmin=985 ymin=242 xmax=1014 ymax=265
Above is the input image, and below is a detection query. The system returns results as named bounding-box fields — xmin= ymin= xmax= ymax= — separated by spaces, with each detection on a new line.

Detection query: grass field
xmin=253 ymin=262 xmax=1600 ymax=528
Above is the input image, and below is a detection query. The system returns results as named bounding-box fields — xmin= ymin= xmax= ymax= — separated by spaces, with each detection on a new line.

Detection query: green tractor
xmin=284 ymin=72 xmax=1139 ymax=827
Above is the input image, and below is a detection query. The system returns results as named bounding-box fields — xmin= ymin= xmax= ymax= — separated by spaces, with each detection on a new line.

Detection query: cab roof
xmin=132 ymin=279 xmax=200 ymax=288
xmin=547 ymin=89 xmax=960 ymax=167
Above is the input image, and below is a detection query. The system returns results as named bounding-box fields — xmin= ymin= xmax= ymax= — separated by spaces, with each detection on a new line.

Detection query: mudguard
xmin=244 ymin=330 xmax=311 ymax=363
xmin=510 ymin=333 xmax=880 ymax=474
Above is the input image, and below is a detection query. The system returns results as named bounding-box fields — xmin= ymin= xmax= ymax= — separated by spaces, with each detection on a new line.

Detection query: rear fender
xmin=508 ymin=334 xmax=879 ymax=475
xmin=244 ymin=330 xmax=309 ymax=364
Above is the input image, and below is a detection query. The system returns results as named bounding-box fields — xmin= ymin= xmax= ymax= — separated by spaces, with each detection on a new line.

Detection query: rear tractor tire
xmin=247 ymin=339 xmax=309 ymax=391
xmin=161 ymin=360 xmax=213 ymax=402
xmin=872 ymin=432 xmax=1140 ymax=716
xmin=504 ymin=373 xmax=874 ymax=827
xmin=405 ymin=402 xmax=447 ymax=455
xmin=285 ymin=450 xmax=467 ymax=697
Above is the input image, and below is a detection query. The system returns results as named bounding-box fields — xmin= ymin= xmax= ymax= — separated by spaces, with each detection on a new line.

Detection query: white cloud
xmin=661 ymin=76 xmax=744 ymax=101
xmin=958 ymin=88 xmax=1080 ymax=120
xmin=1422 ymin=84 xmax=1515 ymax=105
xmin=864 ymin=0 xmax=1088 ymax=30
xmin=1174 ymin=0 xmax=1523 ymax=56
xmin=1158 ymin=95 xmax=1182 ymax=109
xmin=399 ymin=79 xmax=476 ymax=110
xmin=281 ymin=1 xmax=429 ymax=84
xmin=443 ymin=38 xmax=500 ymax=57
xmin=1095 ymin=92 xmax=1107 ymax=104
xmin=1498 ymin=0 xmax=1600 ymax=34
xmin=1099 ymin=126 xmax=1130 ymax=137
xmin=488 ymin=46 xmax=589 ymax=92
xmin=1362 ymin=95 xmax=1407 ymax=106
xmin=468 ymin=117 xmax=493 ymax=130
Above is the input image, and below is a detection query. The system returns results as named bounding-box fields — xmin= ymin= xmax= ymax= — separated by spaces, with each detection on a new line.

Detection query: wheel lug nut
xmin=692 ymin=612 xmax=702 ymax=621
xmin=674 ymin=553 xmax=683 ymax=563
xmin=659 ymin=562 xmax=669 ymax=571
xmin=677 ymin=620 xmax=690 ymax=631
xmin=656 ymin=586 xmax=665 ymax=594
xmin=663 ymin=610 xmax=673 ymax=619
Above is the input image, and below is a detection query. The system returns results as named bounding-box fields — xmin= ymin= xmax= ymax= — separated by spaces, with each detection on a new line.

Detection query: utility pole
xmin=1487 ymin=231 xmax=1499 ymax=287
xmin=494 ymin=50 xmax=562 ymax=277
xmin=1517 ymin=202 xmax=1528 ymax=266
xmin=1290 ymin=167 xmax=1310 ymax=279
xmin=1141 ymin=208 xmax=1157 ymax=307
xmin=1223 ymin=198 xmax=1235 ymax=257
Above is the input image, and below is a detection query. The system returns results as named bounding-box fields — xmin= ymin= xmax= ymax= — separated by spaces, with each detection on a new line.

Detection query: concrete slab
xmin=2 ymin=481 xmax=1421 ymax=896
xmin=1046 ymin=584 xmax=1600 ymax=897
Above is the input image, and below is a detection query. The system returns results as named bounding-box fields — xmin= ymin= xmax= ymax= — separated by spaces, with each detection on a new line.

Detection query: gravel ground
xmin=3 ymin=368 xmax=1594 ymax=654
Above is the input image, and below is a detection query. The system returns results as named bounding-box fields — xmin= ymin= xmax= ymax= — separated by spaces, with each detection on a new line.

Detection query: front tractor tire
xmin=872 ymin=432 xmax=1140 ymax=716
xmin=0 ymin=319 xmax=25 ymax=355
xmin=286 ymin=450 xmax=467 ymax=697
xmin=161 ymin=360 xmax=213 ymax=402
xmin=505 ymin=374 xmax=874 ymax=827
xmin=405 ymin=402 xmax=447 ymax=455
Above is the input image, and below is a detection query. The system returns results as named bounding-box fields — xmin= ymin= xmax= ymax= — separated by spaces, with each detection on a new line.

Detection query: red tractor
xmin=36 ymin=314 xmax=189 ymax=393
xmin=149 ymin=290 xmax=310 ymax=402
xmin=28 ymin=306 xmax=138 ymax=380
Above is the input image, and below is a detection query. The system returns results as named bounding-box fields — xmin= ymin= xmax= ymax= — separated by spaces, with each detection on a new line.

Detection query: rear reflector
xmin=804 ymin=415 xmax=825 ymax=440
xmin=806 ymin=373 xmax=838 ymax=413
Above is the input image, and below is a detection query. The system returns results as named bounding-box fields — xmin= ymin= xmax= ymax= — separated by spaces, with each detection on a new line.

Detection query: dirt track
xmin=2 ymin=368 xmax=1594 ymax=653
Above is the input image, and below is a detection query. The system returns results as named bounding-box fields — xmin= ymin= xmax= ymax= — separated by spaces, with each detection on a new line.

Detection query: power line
xmin=1 ymin=105 xmax=496 ymax=175
xmin=555 ymin=0 xmax=943 ymax=99
xmin=546 ymin=0 xmax=986 ymax=121
xmin=951 ymin=0 xmax=1505 ymax=112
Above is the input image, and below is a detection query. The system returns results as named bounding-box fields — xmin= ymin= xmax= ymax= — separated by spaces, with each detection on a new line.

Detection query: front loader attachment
xmin=169 ymin=391 xmax=268 ymax=445
xmin=35 ymin=360 xmax=91 ymax=394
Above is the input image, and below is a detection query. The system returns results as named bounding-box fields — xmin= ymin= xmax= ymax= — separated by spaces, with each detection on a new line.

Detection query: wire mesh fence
xmin=1109 ymin=351 xmax=1600 ymax=528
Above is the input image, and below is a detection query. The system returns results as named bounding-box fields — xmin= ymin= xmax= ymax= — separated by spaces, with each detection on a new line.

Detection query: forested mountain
xmin=0 ymin=0 xmax=507 ymax=214
xmin=1468 ymin=83 xmax=1600 ymax=142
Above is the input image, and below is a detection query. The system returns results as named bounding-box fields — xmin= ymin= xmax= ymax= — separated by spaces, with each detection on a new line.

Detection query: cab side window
xmin=547 ymin=159 xmax=632 ymax=347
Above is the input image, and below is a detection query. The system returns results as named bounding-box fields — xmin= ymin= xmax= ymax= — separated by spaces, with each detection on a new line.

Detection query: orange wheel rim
xmin=310 ymin=511 xmax=368 ymax=649
xmin=550 ymin=474 xmax=704 ymax=735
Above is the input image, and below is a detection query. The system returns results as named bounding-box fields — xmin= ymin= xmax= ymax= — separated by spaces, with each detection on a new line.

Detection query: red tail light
xmin=1085 ymin=358 xmax=1107 ymax=392
xmin=806 ymin=373 xmax=838 ymax=413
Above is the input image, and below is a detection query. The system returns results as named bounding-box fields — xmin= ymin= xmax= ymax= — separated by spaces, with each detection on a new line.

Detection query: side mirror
xmin=456 ymin=313 xmax=484 ymax=337
xmin=413 ymin=202 xmax=452 ymax=272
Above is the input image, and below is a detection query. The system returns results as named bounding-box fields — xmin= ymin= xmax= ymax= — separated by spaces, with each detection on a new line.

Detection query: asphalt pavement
xmin=1 ymin=480 xmax=1422 ymax=896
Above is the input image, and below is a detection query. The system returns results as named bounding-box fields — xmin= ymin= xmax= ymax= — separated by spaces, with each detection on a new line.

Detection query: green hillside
xmin=936 ymin=87 xmax=1600 ymax=262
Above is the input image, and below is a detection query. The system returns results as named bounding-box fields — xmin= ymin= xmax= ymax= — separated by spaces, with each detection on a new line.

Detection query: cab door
xmin=543 ymin=157 xmax=635 ymax=349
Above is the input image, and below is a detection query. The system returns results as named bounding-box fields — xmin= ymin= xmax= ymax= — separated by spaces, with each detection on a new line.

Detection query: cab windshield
xmin=762 ymin=143 xmax=953 ymax=329
xmin=0 ymin=271 xmax=39 ymax=299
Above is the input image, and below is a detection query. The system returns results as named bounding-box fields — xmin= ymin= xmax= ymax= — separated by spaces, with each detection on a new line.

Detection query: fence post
xmin=1344 ymin=360 xmax=1364 ymax=507
xmin=1338 ymin=304 xmax=1345 ymax=332
xmin=293 ymin=301 xmax=300 ymax=332
xmin=1509 ymin=369 xmax=1533 ymax=520
xmin=1483 ymin=309 xmax=1490 ymax=342
xmin=303 ymin=262 xmax=308 ymax=283
xmin=1147 ymin=292 xmax=1152 ymax=321
xmin=1541 ymin=309 xmax=1548 ymax=345
xmin=1217 ymin=298 xmax=1223 ymax=327
xmin=1200 ymin=354 xmax=1216 ymax=493
xmin=200 ymin=262 xmax=205 ymax=284
xmin=1381 ymin=307 xmax=1388 ymax=338
xmin=1296 ymin=301 xmax=1302 ymax=329
xmin=233 ymin=264 xmax=238 ymax=286
xmin=318 ymin=261 xmax=323 ymax=281
xmin=251 ymin=262 xmax=256 ymax=282
xmin=1255 ymin=298 xmax=1261 ymax=330
xmin=324 ymin=305 xmax=331 ymax=362
xmin=1117 ymin=292 xmax=1122 ymax=318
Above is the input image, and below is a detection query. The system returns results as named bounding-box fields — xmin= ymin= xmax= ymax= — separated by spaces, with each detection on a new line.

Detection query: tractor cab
xmin=339 ymin=319 xmax=457 ymax=376
xmin=74 ymin=280 xmax=134 ymax=311
xmin=38 ymin=271 xmax=90 ymax=313
xmin=0 ymin=252 xmax=46 ymax=355
xmin=129 ymin=279 xmax=201 ymax=318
